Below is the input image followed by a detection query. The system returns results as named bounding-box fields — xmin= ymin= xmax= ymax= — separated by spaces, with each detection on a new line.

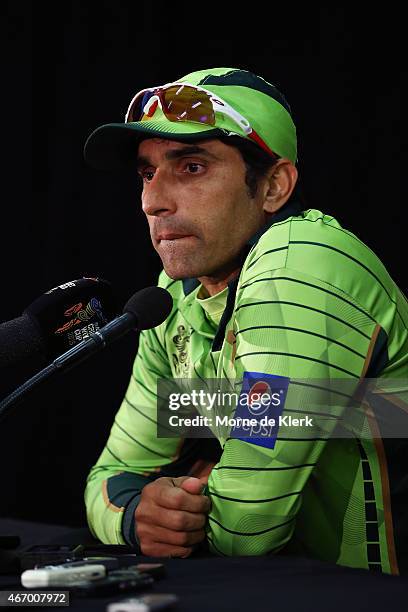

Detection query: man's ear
xmin=262 ymin=159 xmax=298 ymax=214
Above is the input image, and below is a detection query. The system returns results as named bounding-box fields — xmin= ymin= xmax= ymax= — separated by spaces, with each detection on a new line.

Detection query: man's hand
xmin=135 ymin=476 xmax=211 ymax=558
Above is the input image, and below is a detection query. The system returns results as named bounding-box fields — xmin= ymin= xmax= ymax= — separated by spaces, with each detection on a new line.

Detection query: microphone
xmin=52 ymin=286 xmax=173 ymax=371
xmin=0 ymin=278 xmax=116 ymax=368
xmin=0 ymin=286 xmax=173 ymax=421
xmin=0 ymin=315 xmax=44 ymax=369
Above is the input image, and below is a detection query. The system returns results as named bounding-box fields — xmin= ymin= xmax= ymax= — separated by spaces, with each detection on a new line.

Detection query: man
xmin=83 ymin=68 xmax=408 ymax=573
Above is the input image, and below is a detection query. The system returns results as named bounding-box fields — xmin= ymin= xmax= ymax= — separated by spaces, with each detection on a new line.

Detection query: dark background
xmin=0 ymin=4 xmax=405 ymax=527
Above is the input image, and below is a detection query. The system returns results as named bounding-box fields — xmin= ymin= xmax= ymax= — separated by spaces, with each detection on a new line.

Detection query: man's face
xmin=137 ymin=138 xmax=268 ymax=280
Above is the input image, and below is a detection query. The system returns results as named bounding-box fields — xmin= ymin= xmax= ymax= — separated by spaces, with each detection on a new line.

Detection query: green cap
xmin=83 ymin=67 xmax=297 ymax=170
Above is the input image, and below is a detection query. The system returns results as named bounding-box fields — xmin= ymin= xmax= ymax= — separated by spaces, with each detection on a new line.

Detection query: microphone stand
xmin=0 ymin=317 xmax=136 ymax=573
xmin=0 ymin=313 xmax=136 ymax=424
xmin=0 ymin=286 xmax=172 ymax=573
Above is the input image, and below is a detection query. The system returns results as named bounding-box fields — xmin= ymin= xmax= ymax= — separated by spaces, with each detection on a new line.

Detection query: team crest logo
xmin=172 ymin=325 xmax=190 ymax=376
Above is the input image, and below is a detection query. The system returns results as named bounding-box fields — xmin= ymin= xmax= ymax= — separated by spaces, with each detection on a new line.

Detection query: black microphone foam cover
xmin=0 ymin=314 xmax=45 ymax=368
xmin=124 ymin=286 xmax=173 ymax=330
xmin=24 ymin=277 xmax=117 ymax=359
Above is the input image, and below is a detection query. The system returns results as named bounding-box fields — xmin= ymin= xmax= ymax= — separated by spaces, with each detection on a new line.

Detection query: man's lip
xmin=156 ymin=233 xmax=192 ymax=240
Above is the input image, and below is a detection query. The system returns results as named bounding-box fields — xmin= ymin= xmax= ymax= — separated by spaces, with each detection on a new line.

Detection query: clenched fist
xmin=135 ymin=476 xmax=211 ymax=558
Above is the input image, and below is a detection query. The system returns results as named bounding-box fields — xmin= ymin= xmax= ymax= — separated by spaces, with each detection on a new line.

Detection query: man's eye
xmin=140 ymin=169 xmax=155 ymax=182
xmin=185 ymin=162 xmax=204 ymax=174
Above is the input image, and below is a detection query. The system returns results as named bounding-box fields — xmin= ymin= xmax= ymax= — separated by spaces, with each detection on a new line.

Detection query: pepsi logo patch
xmin=231 ymin=371 xmax=290 ymax=449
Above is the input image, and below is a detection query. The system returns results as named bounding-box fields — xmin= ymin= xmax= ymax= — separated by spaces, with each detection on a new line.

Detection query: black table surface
xmin=0 ymin=518 xmax=407 ymax=611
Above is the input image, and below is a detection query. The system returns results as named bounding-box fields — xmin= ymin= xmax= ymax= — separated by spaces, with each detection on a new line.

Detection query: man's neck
xmin=197 ymin=267 xmax=241 ymax=297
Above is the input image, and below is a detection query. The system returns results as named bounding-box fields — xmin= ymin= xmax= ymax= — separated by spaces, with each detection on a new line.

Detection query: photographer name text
xmin=167 ymin=415 xmax=313 ymax=427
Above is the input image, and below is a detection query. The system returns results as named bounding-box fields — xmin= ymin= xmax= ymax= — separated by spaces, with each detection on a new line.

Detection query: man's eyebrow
xmin=136 ymin=145 xmax=218 ymax=169
xmin=136 ymin=155 xmax=151 ymax=170
xmin=164 ymin=146 xmax=218 ymax=161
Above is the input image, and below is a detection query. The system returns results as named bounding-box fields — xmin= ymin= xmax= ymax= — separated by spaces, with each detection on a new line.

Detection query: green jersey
xmin=85 ymin=201 xmax=408 ymax=574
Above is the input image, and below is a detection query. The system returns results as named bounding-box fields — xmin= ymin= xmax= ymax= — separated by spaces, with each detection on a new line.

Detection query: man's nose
xmin=142 ymin=171 xmax=177 ymax=217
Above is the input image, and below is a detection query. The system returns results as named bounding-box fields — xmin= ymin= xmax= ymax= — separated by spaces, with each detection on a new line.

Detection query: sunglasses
xmin=125 ymin=82 xmax=278 ymax=158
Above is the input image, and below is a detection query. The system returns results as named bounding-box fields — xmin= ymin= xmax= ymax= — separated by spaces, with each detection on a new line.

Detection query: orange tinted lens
xmin=162 ymin=85 xmax=215 ymax=125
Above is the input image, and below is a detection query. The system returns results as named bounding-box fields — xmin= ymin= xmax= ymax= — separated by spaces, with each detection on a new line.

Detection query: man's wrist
xmin=121 ymin=492 xmax=142 ymax=550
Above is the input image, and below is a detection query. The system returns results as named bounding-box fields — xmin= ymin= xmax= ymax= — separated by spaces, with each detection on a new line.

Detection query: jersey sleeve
xmin=205 ymin=264 xmax=381 ymax=556
xmin=84 ymin=306 xmax=182 ymax=546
